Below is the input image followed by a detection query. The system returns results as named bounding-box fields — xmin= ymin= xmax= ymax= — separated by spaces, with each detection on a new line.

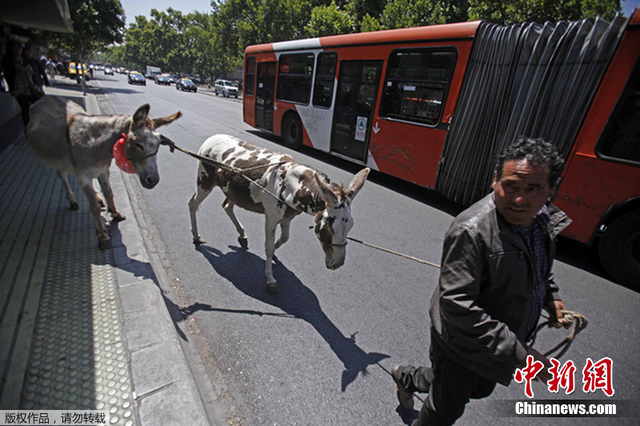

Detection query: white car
xmin=214 ymin=79 xmax=239 ymax=98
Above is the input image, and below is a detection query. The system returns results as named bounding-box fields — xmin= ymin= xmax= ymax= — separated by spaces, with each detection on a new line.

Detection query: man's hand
xmin=518 ymin=347 xmax=553 ymax=383
xmin=546 ymin=300 xmax=570 ymax=328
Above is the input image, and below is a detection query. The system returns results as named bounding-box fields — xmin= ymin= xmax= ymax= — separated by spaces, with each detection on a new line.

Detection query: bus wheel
xmin=282 ymin=114 xmax=303 ymax=149
xmin=599 ymin=211 xmax=640 ymax=289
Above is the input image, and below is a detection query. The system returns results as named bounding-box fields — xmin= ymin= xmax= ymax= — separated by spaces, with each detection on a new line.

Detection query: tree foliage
xmin=92 ymin=0 xmax=621 ymax=80
xmin=306 ymin=1 xmax=355 ymax=36
xmin=468 ymin=0 xmax=621 ymax=24
xmin=49 ymin=0 xmax=125 ymax=60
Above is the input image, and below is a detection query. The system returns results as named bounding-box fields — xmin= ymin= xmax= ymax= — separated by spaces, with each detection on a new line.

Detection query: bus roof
xmin=245 ymin=20 xmax=482 ymax=54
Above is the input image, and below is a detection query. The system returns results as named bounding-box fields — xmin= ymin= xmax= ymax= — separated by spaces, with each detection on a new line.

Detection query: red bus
xmin=243 ymin=10 xmax=640 ymax=288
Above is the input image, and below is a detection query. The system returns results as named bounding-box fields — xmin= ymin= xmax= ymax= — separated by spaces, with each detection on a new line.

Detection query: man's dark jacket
xmin=429 ymin=192 xmax=572 ymax=385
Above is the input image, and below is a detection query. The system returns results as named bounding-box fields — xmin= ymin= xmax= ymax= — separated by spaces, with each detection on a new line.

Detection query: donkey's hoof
xmin=98 ymin=238 xmax=111 ymax=250
xmin=238 ymin=236 xmax=248 ymax=249
xmin=111 ymin=213 xmax=126 ymax=222
xmin=70 ymin=201 xmax=80 ymax=211
xmin=194 ymin=236 xmax=206 ymax=245
xmin=266 ymin=282 xmax=279 ymax=294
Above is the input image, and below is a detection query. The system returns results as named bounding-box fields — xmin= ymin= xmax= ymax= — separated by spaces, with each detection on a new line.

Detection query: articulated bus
xmin=243 ymin=9 xmax=640 ymax=288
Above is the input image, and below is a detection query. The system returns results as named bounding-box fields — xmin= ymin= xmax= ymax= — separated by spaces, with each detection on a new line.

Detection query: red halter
xmin=113 ymin=133 xmax=136 ymax=174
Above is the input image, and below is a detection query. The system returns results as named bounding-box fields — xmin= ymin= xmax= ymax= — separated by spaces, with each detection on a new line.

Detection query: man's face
xmin=493 ymin=159 xmax=555 ymax=228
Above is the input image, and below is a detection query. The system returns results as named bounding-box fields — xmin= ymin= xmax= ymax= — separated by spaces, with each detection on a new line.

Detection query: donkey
xmin=26 ymin=96 xmax=181 ymax=249
xmin=188 ymin=134 xmax=370 ymax=293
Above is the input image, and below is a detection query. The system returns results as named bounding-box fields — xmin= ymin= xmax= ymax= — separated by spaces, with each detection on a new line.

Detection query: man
xmin=22 ymin=46 xmax=49 ymax=94
xmin=392 ymin=137 xmax=572 ymax=425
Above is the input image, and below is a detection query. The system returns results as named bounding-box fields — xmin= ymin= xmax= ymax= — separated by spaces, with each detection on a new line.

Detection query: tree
xmin=468 ymin=0 xmax=621 ymax=24
xmin=306 ymin=1 xmax=355 ymax=36
xmin=344 ymin=0 xmax=388 ymax=31
xmin=378 ymin=0 xmax=449 ymax=29
xmin=49 ymin=0 xmax=125 ymax=62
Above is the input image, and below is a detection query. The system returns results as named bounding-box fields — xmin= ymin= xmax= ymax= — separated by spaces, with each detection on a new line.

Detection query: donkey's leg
xmin=222 ymin=198 xmax=248 ymax=248
xmin=264 ymin=216 xmax=279 ymax=293
xmin=93 ymin=179 xmax=105 ymax=208
xmin=188 ymin=182 xmax=212 ymax=245
xmin=78 ymin=174 xmax=110 ymax=249
xmin=97 ymin=170 xmax=125 ymax=221
xmin=274 ymin=219 xmax=292 ymax=249
xmin=57 ymin=171 xmax=79 ymax=210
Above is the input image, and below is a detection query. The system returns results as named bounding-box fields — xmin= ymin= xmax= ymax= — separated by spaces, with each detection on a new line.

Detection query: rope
xmin=346 ymin=237 xmax=441 ymax=268
xmin=527 ymin=310 xmax=589 ymax=359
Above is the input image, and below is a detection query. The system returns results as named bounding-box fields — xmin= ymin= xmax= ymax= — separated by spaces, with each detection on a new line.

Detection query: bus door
xmin=256 ymin=62 xmax=276 ymax=131
xmin=331 ymin=60 xmax=383 ymax=162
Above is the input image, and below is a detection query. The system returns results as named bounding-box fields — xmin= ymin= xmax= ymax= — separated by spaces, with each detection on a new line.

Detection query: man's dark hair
xmin=495 ymin=136 xmax=565 ymax=189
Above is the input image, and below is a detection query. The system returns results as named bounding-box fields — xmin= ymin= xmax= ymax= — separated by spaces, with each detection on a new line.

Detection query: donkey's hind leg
xmin=57 ymin=171 xmax=79 ymax=210
xmin=222 ymin=198 xmax=248 ymax=248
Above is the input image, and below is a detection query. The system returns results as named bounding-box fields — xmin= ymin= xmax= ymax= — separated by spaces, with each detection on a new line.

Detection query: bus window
xmin=596 ymin=57 xmax=640 ymax=165
xmin=313 ymin=52 xmax=337 ymax=108
xmin=277 ymin=53 xmax=315 ymax=104
xmin=245 ymin=57 xmax=256 ymax=97
xmin=380 ymin=48 xmax=457 ymax=126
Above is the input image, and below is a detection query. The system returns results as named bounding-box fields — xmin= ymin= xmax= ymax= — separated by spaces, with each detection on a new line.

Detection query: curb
xmin=82 ymin=85 xmax=228 ymax=426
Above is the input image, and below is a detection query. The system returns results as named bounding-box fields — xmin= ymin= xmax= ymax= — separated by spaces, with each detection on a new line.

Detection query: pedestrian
xmin=392 ymin=137 xmax=572 ymax=425
xmin=22 ymin=46 xmax=49 ymax=93
xmin=1 ymin=40 xmax=42 ymax=125
xmin=45 ymin=58 xmax=56 ymax=80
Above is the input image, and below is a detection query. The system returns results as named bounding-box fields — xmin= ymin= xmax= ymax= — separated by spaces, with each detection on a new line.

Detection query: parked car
xmin=128 ymin=71 xmax=146 ymax=85
xmin=214 ymin=79 xmax=238 ymax=98
xmin=155 ymin=74 xmax=171 ymax=85
xmin=176 ymin=78 xmax=197 ymax=92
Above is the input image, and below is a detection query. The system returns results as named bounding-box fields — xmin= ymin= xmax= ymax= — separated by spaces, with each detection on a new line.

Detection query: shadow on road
xmin=193 ymin=243 xmax=390 ymax=391
xmin=108 ymin=220 xmax=190 ymax=342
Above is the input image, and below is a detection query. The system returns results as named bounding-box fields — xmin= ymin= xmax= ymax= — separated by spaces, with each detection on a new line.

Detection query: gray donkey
xmin=26 ymin=96 xmax=181 ymax=249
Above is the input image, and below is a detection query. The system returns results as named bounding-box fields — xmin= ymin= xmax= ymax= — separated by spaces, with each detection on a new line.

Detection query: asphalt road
xmin=90 ymin=72 xmax=639 ymax=426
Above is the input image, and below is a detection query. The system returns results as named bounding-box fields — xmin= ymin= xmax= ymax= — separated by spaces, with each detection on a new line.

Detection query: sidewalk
xmin=0 ymin=78 xmax=227 ymax=425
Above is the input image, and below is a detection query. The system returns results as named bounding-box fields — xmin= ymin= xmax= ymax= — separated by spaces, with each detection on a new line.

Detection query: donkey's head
xmin=313 ymin=168 xmax=370 ymax=270
xmin=124 ymin=104 xmax=182 ymax=189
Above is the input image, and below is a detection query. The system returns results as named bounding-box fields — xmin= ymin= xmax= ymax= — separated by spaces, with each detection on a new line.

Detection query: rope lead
xmin=528 ymin=310 xmax=589 ymax=359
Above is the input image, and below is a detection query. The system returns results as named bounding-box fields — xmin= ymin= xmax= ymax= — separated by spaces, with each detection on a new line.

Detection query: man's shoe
xmin=391 ymin=364 xmax=414 ymax=410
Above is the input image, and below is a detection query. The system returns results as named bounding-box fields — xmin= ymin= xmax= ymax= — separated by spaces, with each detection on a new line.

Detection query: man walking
xmin=392 ymin=137 xmax=572 ymax=425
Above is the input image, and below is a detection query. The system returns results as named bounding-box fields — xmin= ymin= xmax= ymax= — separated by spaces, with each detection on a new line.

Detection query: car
xmin=214 ymin=79 xmax=239 ymax=98
xmin=176 ymin=78 xmax=197 ymax=92
xmin=118 ymin=67 xmax=127 ymax=75
xmin=104 ymin=66 xmax=114 ymax=75
xmin=155 ymin=74 xmax=171 ymax=85
xmin=68 ymin=62 xmax=90 ymax=80
xmin=128 ymin=71 xmax=146 ymax=85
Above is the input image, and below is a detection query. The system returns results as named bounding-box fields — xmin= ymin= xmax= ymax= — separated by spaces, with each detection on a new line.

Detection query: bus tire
xmin=282 ymin=113 xmax=303 ymax=149
xmin=598 ymin=210 xmax=640 ymax=289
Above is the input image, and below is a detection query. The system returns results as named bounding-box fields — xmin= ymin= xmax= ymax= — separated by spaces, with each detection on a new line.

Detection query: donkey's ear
xmin=345 ymin=168 xmax=370 ymax=201
xmin=314 ymin=173 xmax=339 ymax=207
xmin=132 ymin=104 xmax=151 ymax=130
xmin=153 ymin=111 xmax=182 ymax=128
